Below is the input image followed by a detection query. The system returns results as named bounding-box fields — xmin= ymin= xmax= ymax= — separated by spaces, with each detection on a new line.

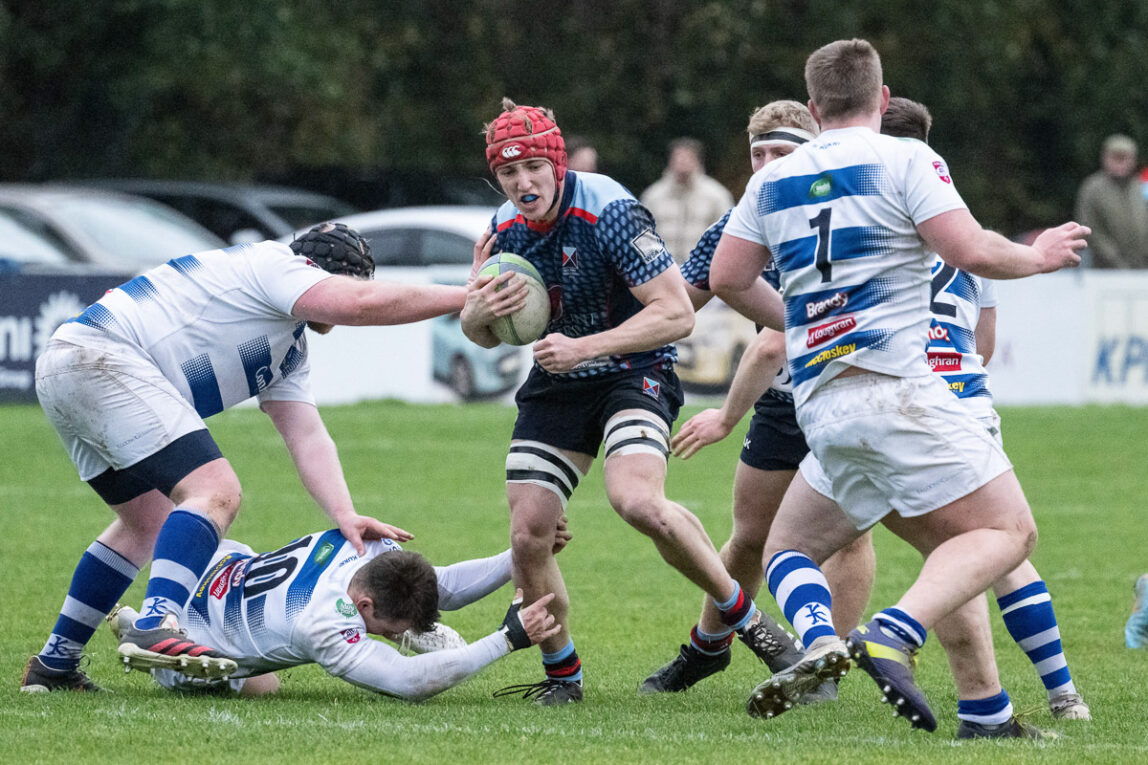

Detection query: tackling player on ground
xmin=106 ymin=527 xmax=566 ymax=699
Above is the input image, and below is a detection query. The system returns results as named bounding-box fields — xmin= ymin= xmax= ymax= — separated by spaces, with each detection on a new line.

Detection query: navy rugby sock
xmin=135 ymin=507 xmax=219 ymax=631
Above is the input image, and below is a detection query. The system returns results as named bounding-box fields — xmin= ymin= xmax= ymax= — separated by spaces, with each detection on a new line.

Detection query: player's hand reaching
xmin=500 ymin=589 xmax=560 ymax=650
xmin=672 ymin=407 xmax=735 ymax=460
xmin=337 ymin=513 xmax=413 ymax=556
xmin=1032 ymin=221 xmax=1090 ymax=272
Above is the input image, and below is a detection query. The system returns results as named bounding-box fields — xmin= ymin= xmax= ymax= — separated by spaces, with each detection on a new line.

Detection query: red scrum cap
xmin=485 ymin=98 xmax=567 ymax=183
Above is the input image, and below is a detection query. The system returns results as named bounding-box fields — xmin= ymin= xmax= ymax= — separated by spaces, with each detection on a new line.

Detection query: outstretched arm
xmin=919 ymin=211 xmax=1088 ymax=279
xmin=334 ymin=591 xmax=559 ymax=701
xmin=263 ymin=400 xmax=411 ymax=555
xmin=292 ymin=276 xmax=467 ymax=326
xmin=672 ymin=327 xmax=786 ymax=460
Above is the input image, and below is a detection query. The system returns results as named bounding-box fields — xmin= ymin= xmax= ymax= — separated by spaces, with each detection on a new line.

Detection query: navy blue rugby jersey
xmin=679 ymin=209 xmax=780 ymax=293
xmin=493 ymin=170 xmax=678 ymax=379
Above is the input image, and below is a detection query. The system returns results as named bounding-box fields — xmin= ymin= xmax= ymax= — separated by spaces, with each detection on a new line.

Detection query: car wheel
xmin=449 ymin=356 xmax=475 ymax=400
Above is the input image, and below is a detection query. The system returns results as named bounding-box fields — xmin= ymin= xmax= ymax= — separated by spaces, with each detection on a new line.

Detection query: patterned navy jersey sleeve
xmin=679 ymin=210 xmax=732 ymax=291
xmin=595 ymin=199 xmax=675 ymax=287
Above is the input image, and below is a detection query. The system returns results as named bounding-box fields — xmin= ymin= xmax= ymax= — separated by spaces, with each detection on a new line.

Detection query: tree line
xmin=2 ymin=0 xmax=1145 ymax=234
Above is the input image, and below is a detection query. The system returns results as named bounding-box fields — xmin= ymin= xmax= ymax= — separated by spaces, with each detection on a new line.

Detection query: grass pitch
xmin=4 ymin=401 xmax=1147 ymax=764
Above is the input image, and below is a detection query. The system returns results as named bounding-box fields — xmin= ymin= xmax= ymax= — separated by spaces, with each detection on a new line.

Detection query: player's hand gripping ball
xmin=478 ymin=253 xmax=550 ymax=345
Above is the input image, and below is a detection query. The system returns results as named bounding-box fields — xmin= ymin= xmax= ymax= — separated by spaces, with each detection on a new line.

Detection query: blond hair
xmin=804 ymin=39 xmax=883 ymax=121
xmin=746 ymin=100 xmax=819 ymax=138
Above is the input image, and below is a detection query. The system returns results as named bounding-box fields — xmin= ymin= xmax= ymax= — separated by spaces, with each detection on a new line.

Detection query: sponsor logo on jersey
xmin=336 ymin=598 xmax=358 ymax=617
xmin=229 ymin=559 xmax=250 ymax=589
xmin=928 ymin=324 xmax=950 ymax=342
xmin=501 ymin=144 xmax=524 ymax=159
xmin=803 ymin=342 xmax=856 ymax=368
xmin=642 ymin=377 xmax=661 ymax=399
xmin=195 ymin=553 xmax=238 ymax=599
xmin=562 ymin=246 xmax=579 ymax=270
xmin=948 ymin=380 xmax=966 ymax=393
xmin=805 ymin=291 xmax=849 ymax=319
xmin=210 ymin=560 xmax=242 ymax=600
xmin=336 ymin=555 xmax=358 ymax=569
xmin=933 ymin=160 xmax=952 ymax=184
xmin=313 ymin=541 xmax=336 ymax=565
xmin=630 ymin=228 xmax=667 ymax=263
xmin=806 ymin=316 xmax=856 ymax=348
xmin=928 ymin=351 xmax=962 ymax=373
xmin=341 ymin=628 xmax=362 ymax=644
xmin=809 ymin=177 xmax=832 ymax=198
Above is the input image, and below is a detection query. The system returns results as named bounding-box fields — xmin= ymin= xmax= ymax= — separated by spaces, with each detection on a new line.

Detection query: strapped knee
xmin=505 ymin=441 xmax=583 ymax=508
xmin=603 ymin=411 xmax=670 ymax=460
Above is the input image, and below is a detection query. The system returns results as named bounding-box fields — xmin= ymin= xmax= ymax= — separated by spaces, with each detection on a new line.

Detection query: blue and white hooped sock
xmin=958 ymin=689 xmax=1014 ymax=726
xmin=39 ymin=541 xmax=140 ymax=671
xmin=542 ymin=639 xmax=583 ymax=684
xmin=766 ymin=550 xmax=836 ymax=646
xmin=135 ymin=507 xmax=219 ymax=631
xmin=715 ymin=581 xmax=756 ymax=632
xmin=875 ymin=607 xmax=927 ymax=649
xmin=997 ymin=580 xmax=1076 ymax=698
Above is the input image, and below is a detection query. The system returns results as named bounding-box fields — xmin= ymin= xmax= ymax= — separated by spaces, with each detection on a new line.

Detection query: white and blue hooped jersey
xmin=725 ymin=127 xmax=967 ymax=407
xmin=52 ymin=242 xmax=331 ymax=417
xmin=680 ymin=209 xmax=793 ymax=401
xmin=928 ymin=261 xmax=997 ymax=418
xmin=493 ymin=170 xmax=677 ymax=379
xmin=184 ymin=531 xmax=405 ymax=679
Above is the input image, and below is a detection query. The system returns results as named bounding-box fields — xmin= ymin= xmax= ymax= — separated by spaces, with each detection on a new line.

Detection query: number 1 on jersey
xmin=809 ymin=208 xmax=832 ymax=283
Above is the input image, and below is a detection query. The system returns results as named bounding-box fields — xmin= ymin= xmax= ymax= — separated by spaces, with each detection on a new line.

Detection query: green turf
xmin=4 ymin=401 xmax=1147 ymax=764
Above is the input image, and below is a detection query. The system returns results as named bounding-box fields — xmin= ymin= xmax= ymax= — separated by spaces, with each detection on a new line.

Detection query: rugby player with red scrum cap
xmin=459 ymin=98 xmax=785 ymax=706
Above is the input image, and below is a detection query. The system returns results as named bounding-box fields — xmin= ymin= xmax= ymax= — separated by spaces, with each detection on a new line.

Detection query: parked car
xmin=306 ymin=205 xmax=496 ymax=267
xmin=282 ymin=205 xmax=523 ymax=400
xmin=0 ymin=185 xmax=226 ymax=272
xmin=76 ymin=180 xmax=357 ymax=245
xmin=675 ymin=299 xmax=759 ymax=392
xmin=261 ymin=166 xmax=504 ymax=212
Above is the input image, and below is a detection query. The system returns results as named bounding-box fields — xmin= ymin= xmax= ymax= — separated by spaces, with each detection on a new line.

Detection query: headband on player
xmin=486 ymin=101 xmax=568 ymax=183
xmin=749 ymin=128 xmax=816 ymax=148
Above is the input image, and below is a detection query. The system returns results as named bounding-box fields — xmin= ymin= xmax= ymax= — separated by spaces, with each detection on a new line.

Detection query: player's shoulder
xmin=570 ymin=172 xmax=638 ymax=218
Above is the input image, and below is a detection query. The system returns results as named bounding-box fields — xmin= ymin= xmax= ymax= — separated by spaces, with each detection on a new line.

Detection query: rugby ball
xmin=478 ymin=253 xmax=550 ymax=345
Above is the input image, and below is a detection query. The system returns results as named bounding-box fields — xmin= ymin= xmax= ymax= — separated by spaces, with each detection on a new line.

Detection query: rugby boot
xmin=118 ymin=612 xmax=237 ymax=680
xmin=846 ymin=619 xmax=936 ymax=732
xmin=494 ymin=678 xmax=583 ymax=706
xmin=746 ymin=635 xmax=849 ymax=719
xmin=20 ymin=655 xmax=104 ymax=693
xmin=639 ymin=644 xmax=731 ymax=693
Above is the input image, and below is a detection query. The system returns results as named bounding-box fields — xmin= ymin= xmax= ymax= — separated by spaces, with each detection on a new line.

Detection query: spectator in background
xmin=565 ymin=135 xmax=599 ymax=173
xmin=1075 ymin=134 xmax=1148 ymax=268
xmin=641 ymin=138 xmax=734 ymax=263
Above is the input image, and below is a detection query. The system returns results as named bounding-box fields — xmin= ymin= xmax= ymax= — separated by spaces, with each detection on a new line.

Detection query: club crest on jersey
xmin=809 ymin=176 xmax=832 ymax=198
xmin=341 ymin=628 xmax=362 ymax=644
xmin=562 ymin=246 xmax=579 ymax=270
xmin=641 ymin=377 xmax=661 ymax=399
xmin=933 ymin=160 xmax=952 ymax=184
xmin=313 ymin=541 xmax=336 ymax=565
xmin=630 ymin=228 xmax=667 ymax=263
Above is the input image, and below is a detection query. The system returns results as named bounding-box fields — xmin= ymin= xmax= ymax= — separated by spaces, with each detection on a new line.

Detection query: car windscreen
xmin=0 ymin=208 xmax=75 ymax=265
xmin=267 ymin=202 xmax=357 ymax=230
xmin=54 ymin=196 xmax=223 ymax=268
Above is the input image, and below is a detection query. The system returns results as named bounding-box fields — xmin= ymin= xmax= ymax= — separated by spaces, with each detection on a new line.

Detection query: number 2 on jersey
xmin=809 ymin=208 xmax=832 ymax=283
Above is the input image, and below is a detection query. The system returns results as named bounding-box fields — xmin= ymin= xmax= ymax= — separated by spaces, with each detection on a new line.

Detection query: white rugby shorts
xmin=796 ymin=372 xmax=1012 ymax=529
xmin=35 ymin=339 xmax=207 ymax=481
